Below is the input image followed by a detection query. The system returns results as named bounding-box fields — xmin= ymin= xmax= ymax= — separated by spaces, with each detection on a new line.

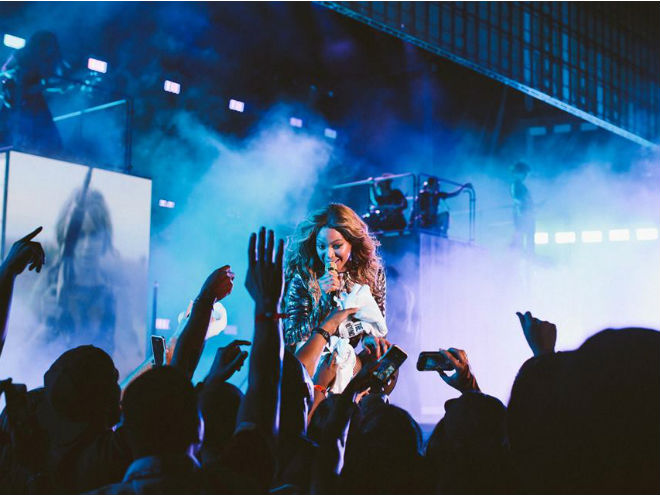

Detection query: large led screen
xmin=0 ymin=151 xmax=151 ymax=387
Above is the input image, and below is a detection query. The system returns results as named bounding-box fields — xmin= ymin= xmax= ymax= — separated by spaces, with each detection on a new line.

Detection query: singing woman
xmin=283 ymin=203 xmax=389 ymax=382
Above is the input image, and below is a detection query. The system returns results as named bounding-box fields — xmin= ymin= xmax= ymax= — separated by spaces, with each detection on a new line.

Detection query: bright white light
xmin=581 ymin=230 xmax=603 ymax=243
xmin=289 ymin=117 xmax=303 ymax=128
xmin=608 ymin=229 xmax=630 ymax=242
xmin=228 ymin=99 xmax=245 ymax=112
xmin=635 ymin=228 xmax=658 ymax=241
xmin=555 ymin=232 xmax=576 ymax=244
xmin=164 ymin=80 xmax=180 ymax=94
xmin=3 ymin=34 xmax=25 ymax=49
xmin=155 ymin=318 xmax=170 ymax=330
xmin=534 ymin=232 xmax=549 ymax=245
xmin=87 ymin=57 xmax=108 ymax=73
xmin=324 ymin=128 xmax=337 ymax=139
xmin=158 ymin=199 xmax=175 ymax=209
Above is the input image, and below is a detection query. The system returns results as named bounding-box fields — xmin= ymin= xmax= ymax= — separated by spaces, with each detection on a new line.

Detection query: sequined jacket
xmin=283 ymin=268 xmax=386 ymax=347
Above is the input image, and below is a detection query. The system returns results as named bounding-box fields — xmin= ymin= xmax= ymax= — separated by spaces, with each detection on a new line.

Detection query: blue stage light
xmin=3 ymin=34 xmax=25 ymax=49
xmin=324 ymin=128 xmax=337 ymax=139
xmin=229 ymin=99 xmax=245 ymax=112
xmin=87 ymin=57 xmax=108 ymax=73
xmin=164 ymin=80 xmax=180 ymax=94
xmin=155 ymin=318 xmax=170 ymax=330
xmin=289 ymin=117 xmax=303 ymax=128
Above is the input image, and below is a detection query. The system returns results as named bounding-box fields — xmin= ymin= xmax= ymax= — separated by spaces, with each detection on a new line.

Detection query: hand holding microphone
xmin=319 ymin=260 xmax=341 ymax=294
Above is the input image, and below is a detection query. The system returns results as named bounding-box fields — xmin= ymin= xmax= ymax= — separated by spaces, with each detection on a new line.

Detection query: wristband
xmin=314 ymin=384 xmax=327 ymax=396
xmin=255 ymin=312 xmax=289 ymax=322
xmin=312 ymin=326 xmax=331 ymax=343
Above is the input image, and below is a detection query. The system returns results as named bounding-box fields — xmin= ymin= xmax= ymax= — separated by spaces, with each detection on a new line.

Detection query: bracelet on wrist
xmin=312 ymin=326 xmax=331 ymax=343
xmin=255 ymin=312 xmax=289 ymax=322
xmin=314 ymin=384 xmax=327 ymax=396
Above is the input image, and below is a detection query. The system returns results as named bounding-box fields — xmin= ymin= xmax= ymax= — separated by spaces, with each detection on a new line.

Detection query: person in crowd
xmin=509 ymin=161 xmax=535 ymax=254
xmin=417 ymin=176 xmax=470 ymax=236
xmin=0 ymin=30 xmax=68 ymax=156
xmin=85 ymin=365 xmax=204 ymax=494
xmin=424 ymin=347 xmax=516 ymax=494
xmin=364 ymin=174 xmax=408 ymax=232
xmin=89 ymin=226 xmax=285 ymax=494
xmin=0 ymin=345 xmax=131 ymax=494
xmin=509 ymin=311 xmax=659 ymax=494
xmin=341 ymin=401 xmax=426 ymax=495
xmin=283 ymin=203 xmax=390 ymax=388
xmin=272 ymin=350 xmax=317 ymax=493
xmin=196 ymin=339 xmax=249 ymax=465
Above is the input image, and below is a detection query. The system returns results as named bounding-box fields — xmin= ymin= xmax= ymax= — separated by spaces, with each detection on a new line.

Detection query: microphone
xmin=326 ymin=260 xmax=340 ymax=307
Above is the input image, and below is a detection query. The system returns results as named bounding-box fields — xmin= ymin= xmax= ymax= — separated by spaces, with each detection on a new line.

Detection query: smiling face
xmin=316 ymin=227 xmax=352 ymax=272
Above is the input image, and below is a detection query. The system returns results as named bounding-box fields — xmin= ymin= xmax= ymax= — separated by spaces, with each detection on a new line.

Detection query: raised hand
xmin=318 ymin=270 xmax=341 ymax=294
xmin=246 ymin=227 xmax=284 ymax=312
xmin=321 ymin=306 xmax=358 ymax=335
xmin=361 ymin=335 xmax=391 ymax=360
xmin=2 ymin=227 xmax=45 ymax=277
xmin=207 ymin=339 xmax=251 ymax=382
xmin=516 ymin=311 xmax=557 ymax=357
xmin=342 ymin=359 xmax=378 ymax=401
xmin=436 ymin=348 xmax=480 ymax=393
xmin=198 ymin=265 xmax=235 ymax=302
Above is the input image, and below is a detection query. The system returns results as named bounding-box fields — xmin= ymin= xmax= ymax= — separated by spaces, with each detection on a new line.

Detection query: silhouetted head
xmin=44 ymin=345 xmax=120 ymax=428
xmin=509 ymin=327 xmax=660 ymax=494
xmin=122 ymin=366 xmax=201 ymax=458
xmin=511 ymin=161 xmax=530 ymax=180
xmin=307 ymin=394 xmax=339 ymax=444
xmin=427 ymin=392 xmax=514 ymax=493
xmin=508 ymin=351 xmax=575 ymax=491
xmin=198 ymin=380 xmax=243 ymax=459
xmin=342 ymin=404 xmax=424 ymax=494
xmin=16 ymin=30 xmax=63 ymax=78
xmin=568 ymin=328 xmax=660 ymax=493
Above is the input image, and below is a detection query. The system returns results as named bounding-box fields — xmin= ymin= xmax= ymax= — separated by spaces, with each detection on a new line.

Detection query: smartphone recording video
xmin=151 ymin=335 xmax=166 ymax=367
xmin=372 ymin=345 xmax=408 ymax=385
xmin=416 ymin=351 xmax=454 ymax=371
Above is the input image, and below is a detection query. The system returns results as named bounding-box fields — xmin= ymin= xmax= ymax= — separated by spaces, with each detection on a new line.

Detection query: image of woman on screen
xmin=33 ymin=182 xmax=117 ymax=354
xmin=283 ymin=203 xmax=388 ymax=388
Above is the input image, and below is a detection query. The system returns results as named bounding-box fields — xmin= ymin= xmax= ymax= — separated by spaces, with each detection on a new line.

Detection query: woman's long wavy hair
xmin=286 ymin=203 xmax=382 ymax=303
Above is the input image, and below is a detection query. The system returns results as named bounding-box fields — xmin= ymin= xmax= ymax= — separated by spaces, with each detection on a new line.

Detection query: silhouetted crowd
xmin=0 ymin=226 xmax=658 ymax=494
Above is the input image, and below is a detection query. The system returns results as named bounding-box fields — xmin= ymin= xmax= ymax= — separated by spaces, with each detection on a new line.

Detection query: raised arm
xmin=0 ymin=227 xmax=45 ymax=358
xmin=310 ymin=361 xmax=376 ymax=495
xmin=436 ymin=347 xmax=481 ymax=394
xmin=440 ymin=183 xmax=469 ymax=200
xmin=516 ymin=311 xmax=557 ymax=357
xmin=171 ymin=265 xmax=234 ymax=379
xmin=237 ymin=227 xmax=285 ymax=441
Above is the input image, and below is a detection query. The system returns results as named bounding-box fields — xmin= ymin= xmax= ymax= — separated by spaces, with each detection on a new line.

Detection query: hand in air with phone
xmin=418 ymin=348 xmax=480 ymax=393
